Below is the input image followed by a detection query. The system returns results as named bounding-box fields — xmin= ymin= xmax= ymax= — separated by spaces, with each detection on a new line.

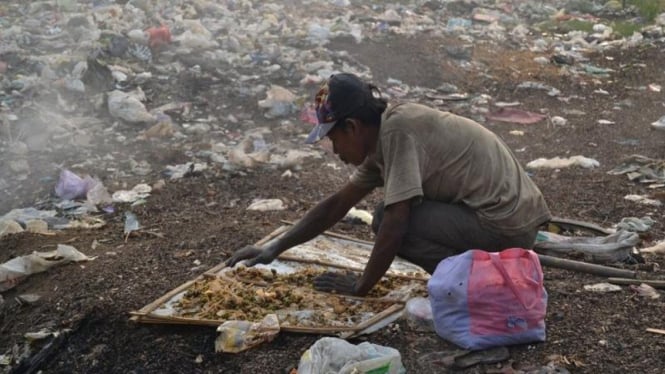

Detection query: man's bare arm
xmin=226 ymin=182 xmax=373 ymax=266
xmin=354 ymin=199 xmax=410 ymax=295
xmin=266 ymin=182 xmax=373 ymax=257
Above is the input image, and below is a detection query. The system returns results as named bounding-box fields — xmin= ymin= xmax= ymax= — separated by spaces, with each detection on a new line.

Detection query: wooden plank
xmin=131 ymin=312 xmax=372 ymax=333
xmin=133 ymin=278 xmax=198 ymax=315
xmin=537 ymin=254 xmax=637 ymax=278
xmin=608 ymin=278 xmax=665 ymax=289
xmin=130 ymin=314 xmax=222 ymax=327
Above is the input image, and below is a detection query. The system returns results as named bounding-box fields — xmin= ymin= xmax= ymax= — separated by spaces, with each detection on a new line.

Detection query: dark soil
xmin=2 ymin=29 xmax=665 ymax=374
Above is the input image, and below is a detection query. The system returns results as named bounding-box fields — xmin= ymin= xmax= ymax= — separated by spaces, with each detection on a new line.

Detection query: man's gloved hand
xmin=225 ymin=245 xmax=276 ymax=267
xmin=313 ymin=271 xmax=359 ymax=296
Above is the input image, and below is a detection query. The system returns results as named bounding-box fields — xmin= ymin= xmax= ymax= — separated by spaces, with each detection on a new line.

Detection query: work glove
xmin=225 ymin=245 xmax=276 ymax=267
xmin=313 ymin=271 xmax=359 ymax=296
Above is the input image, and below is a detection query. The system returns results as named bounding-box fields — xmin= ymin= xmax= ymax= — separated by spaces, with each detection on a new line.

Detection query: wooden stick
xmin=280 ymin=220 xmax=374 ymax=246
xmin=352 ymin=303 xmax=405 ymax=332
xmin=277 ymin=254 xmax=428 ymax=282
xmin=537 ymin=254 xmax=637 ymax=278
xmin=316 ymin=292 xmax=407 ymax=305
xmin=607 ymin=278 xmax=665 ymax=289
xmin=646 ymin=328 xmax=665 ymax=335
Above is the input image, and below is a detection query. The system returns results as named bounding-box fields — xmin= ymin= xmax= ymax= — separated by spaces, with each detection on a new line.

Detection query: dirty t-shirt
xmin=350 ymin=103 xmax=551 ymax=235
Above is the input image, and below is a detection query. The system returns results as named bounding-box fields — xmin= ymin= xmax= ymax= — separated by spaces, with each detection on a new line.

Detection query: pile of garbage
xmin=1 ymin=0 xmax=665 ymax=214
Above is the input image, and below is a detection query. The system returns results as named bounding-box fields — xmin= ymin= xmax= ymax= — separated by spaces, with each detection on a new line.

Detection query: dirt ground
xmin=2 ymin=13 xmax=665 ymax=374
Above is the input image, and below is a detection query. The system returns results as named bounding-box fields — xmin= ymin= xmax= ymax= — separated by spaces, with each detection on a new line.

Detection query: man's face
xmin=325 ymin=122 xmax=368 ymax=166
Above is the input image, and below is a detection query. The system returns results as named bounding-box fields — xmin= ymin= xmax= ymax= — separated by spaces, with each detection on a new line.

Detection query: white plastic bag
xmin=0 ymin=245 xmax=95 ymax=292
xmin=297 ymin=337 xmax=405 ymax=374
xmin=107 ymin=90 xmax=156 ymax=124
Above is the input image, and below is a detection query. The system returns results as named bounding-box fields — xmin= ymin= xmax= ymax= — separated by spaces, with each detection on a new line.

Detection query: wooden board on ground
xmin=130 ymin=226 xmax=429 ymax=338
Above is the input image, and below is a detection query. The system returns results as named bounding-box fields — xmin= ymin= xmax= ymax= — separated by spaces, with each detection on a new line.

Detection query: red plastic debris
xmin=146 ymin=26 xmax=171 ymax=48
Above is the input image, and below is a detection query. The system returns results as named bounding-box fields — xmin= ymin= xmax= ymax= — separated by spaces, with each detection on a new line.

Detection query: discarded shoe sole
xmin=418 ymin=349 xmax=470 ymax=370
xmin=454 ymin=346 xmax=511 ymax=369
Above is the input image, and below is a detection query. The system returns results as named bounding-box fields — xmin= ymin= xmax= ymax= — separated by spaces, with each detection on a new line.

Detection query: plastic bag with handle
xmin=297 ymin=337 xmax=405 ymax=374
xmin=428 ymin=248 xmax=547 ymax=350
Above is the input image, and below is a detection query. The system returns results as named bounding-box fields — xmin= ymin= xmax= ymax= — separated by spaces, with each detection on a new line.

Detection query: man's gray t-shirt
xmin=350 ymin=103 xmax=551 ymax=235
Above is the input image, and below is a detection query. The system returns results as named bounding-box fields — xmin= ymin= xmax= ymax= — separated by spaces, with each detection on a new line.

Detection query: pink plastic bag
xmin=428 ymin=248 xmax=547 ymax=350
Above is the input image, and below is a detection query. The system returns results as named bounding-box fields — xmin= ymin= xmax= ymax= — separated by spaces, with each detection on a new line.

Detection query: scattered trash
xmin=418 ymin=346 xmax=510 ymax=370
xmin=509 ymin=130 xmax=525 ymax=136
xmin=215 ymin=314 xmax=280 ymax=353
xmin=584 ymin=64 xmax=613 ymax=75
xmin=297 ymin=337 xmax=405 ymax=374
xmin=0 ymin=244 xmax=94 ymax=292
xmin=648 ymin=84 xmax=661 ymax=92
xmin=597 ymin=119 xmax=615 ymax=125
xmin=516 ymin=81 xmax=560 ymax=96
xmin=608 ymin=155 xmax=665 ymax=188
xmin=16 ymin=294 xmax=41 ymax=305
xmin=624 ymin=194 xmax=662 ymax=207
xmin=55 ymin=169 xmax=96 ymax=201
xmin=86 ymin=180 xmax=113 ymax=206
xmin=163 ymin=163 xmax=208 ymax=180
xmin=112 ymin=184 xmax=152 ymax=204
xmin=616 ymin=216 xmax=656 ymax=233
xmin=281 ymin=170 xmax=294 ymax=178
xmin=651 ymin=115 xmax=665 ymax=131
xmin=24 ymin=329 xmax=65 ymax=342
xmin=535 ymin=230 xmax=639 ymax=264
xmin=551 ymin=116 xmax=567 ymax=126
xmin=25 ymin=219 xmax=50 ymax=235
xmin=146 ymin=25 xmax=172 ymax=48
xmin=107 ymin=89 xmax=156 ymax=124
xmin=646 ymin=328 xmax=665 ymax=335
xmin=404 ymin=297 xmax=434 ymax=332
xmin=584 ymin=283 xmax=622 ymax=293
xmin=123 ymin=212 xmax=140 ymax=240
xmin=247 ymin=199 xmax=285 ymax=211
xmin=526 ymin=156 xmax=599 ymax=169
xmin=0 ymin=208 xmax=59 ymax=228
xmin=447 ymin=18 xmax=472 ymax=32
xmin=630 ymin=283 xmax=661 ymax=299
xmin=640 ymin=240 xmax=665 ymax=254
xmin=344 ymin=207 xmax=373 ymax=225
xmin=257 ymin=85 xmax=296 ymax=118
xmin=486 ymin=108 xmax=546 ymax=125
xmin=0 ymin=220 xmax=24 ymax=238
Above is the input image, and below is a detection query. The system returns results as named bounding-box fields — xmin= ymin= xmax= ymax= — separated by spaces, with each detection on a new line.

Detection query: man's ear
xmin=345 ymin=118 xmax=362 ymax=134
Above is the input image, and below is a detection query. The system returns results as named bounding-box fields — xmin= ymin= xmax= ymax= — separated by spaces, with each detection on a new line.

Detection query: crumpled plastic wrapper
xmin=215 ymin=314 xmax=280 ymax=353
